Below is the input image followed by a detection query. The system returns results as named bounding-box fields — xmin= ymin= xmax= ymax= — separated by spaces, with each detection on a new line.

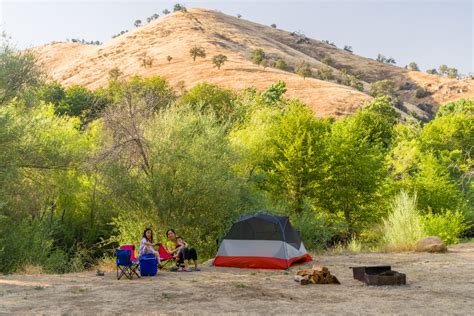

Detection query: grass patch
xmin=33 ymin=286 xmax=45 ymax=291
xmin=235 ymin=283 xmax=249 ymax=289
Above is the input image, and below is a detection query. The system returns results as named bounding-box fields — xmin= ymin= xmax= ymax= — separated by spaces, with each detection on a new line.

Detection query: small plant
xmin=166 ymin=55 xmax=173 ymax=63
xmin=237 ymin=14 xmax=242 ymax=18
xmin=273 ymin=59 xmax=287 ymax=70
xmin=235 ymin=283 xmax=249 ymax=289
xmin=296 ymin=62 xmax=312 ymax=79
xmin=212 ymin=54 xmax=228 ymax=70
xmin=422 ymin=210 xmax=469 ymax=245
xmin=34 ymin=286 xmax=45 ymax=291
xmin=426 ymin=68 xmax=438 ymax=75
xmin=189 ymin=46 xmax=206 ymax=62
xmin=250 ymin=48 xmax=265 ymax=65
xmin=162 ymin=9 xmax=170 ymax=15
xmin=270 ymin=23 xmax=277 ymax=28
xmin=382 ymin=191 xmax=424 ymax=251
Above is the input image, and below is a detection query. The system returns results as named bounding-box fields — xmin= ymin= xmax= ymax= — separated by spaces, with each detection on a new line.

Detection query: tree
xmin=0 ymin=44 xmax=44 ymax=103
xmin=447 ymin=67 xmax=459 ymax=79
xmin=134 ymin=20 xmax=142 ymax=27
xmin=108 ymin=67 xmax=123 ymax=81
xmin=438 ymin=64 xmax=448 ymax=75
xmin=166 ymin=55 xmax=173 ymax=63
xmin=212 ymin=54 xmax=228 ymax=70
xmin=162 ymin=9 xmax=170 ymax=15
xmin=237 ymin=14 xmax=242 ymax=18
xmin=370 ymin=79 xmax=396 ymax=98
xmin=296 ymin=62 xmax=312 ymax=79
xmin=261 ymin=59 xmax=268 ymax=70
xmin=376 ymin=54 xmax=396 ymax=64
xmin=139 ymin=53 xmax=153 ymax=68
xmin=343 ymin=45 xmax=353 ymax=53
xmin=189 ymin=46 xmax=206 ymax=62
xmin=321 ymin=56 xmax=332 ymax=66
xmin=273 ymin=59 xmax=287 ymax=70
xmin=408 ymin=62 xmax=419 ymax=71
xmin=270 ymin=23 xmax=277 ymax=28
xmin=173 ymin=4 xmax=186 ymax=12
xmin=250 ymin=48 xmax=265 ymax=65
xmin=426 ymin=68 xmax=438 ymax=75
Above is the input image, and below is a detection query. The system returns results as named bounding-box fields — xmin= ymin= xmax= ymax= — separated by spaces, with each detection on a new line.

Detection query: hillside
xmin=32 ymin=8 xmax=474 ymax=118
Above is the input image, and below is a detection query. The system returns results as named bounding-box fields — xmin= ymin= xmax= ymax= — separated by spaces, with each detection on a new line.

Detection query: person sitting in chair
xmin=139 ymin=227 xmax=161 ymax=263
xmin=165 ymin=229 xmax=200 ymax=271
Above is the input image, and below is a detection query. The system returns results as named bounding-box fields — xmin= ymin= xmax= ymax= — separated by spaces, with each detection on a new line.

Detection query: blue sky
xmin=1 ymin=0 xmax=472 ymax=74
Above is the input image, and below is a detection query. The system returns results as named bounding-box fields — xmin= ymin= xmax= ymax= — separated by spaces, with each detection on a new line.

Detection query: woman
xmin=139 ymin=227 xmax=161 ymax=263
xmin=165 ymin=229 xmax=199 ymax=271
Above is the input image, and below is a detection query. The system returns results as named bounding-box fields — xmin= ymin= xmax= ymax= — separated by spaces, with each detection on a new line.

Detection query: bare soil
xmin=1 ymin=243 xmax=473 ymax=315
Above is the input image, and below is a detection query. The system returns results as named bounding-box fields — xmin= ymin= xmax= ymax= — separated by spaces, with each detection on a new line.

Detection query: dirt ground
xmin=1 ymin=243 xmax=473 ymax=315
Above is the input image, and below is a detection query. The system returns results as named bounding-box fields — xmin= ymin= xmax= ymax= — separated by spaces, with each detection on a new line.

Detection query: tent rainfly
xmin=213 ymin=213 xmax=312 ymax=269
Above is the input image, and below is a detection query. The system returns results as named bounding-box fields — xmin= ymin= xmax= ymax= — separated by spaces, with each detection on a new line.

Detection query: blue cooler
xmin=139 ymin=254 xmax=158 ymax=276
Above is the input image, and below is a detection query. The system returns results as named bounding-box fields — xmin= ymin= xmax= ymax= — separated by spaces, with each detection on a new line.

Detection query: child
xmin=139 ymin=228 xmax=161 ymax=263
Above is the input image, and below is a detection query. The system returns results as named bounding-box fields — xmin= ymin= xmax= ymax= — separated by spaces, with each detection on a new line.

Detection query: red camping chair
xmin=119 ymin=244 xmax=138 ymax=263
xmin=158 ymin=244 xmax=175 ymax=268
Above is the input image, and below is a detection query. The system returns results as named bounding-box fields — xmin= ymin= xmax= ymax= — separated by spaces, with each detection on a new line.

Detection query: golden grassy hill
xmin=32 ymin=8 xmax=473 ymax=118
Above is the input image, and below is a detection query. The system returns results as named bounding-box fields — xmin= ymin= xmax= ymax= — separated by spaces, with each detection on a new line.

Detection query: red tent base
xmin=213 ymin=254 xmax=312 ymax=270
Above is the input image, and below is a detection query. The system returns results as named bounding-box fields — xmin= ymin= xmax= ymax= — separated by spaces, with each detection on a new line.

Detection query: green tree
xmin=273 ymin=59 xmax=288 ymax=70
xmin=296 ymin=62 xmax=312 ymax=79
xmin=212 ymin=54 xmax=228 ymax=70
xmin=370 ymin=79 xmax=396 ymax=98
xmin=134 ymin=20 xmax=142 ymax=27
xmin=189 ymin=46 xmax=206 ymax=62
xmin=250 ymin=48 xmax=265 ymax=65
xmin=317 ymin=66 xmax=333 ymax=80
xmin=408 ymin=62 xmax=419 ymax=71
xmin=0 ymin=44 xmax=44 ymax=103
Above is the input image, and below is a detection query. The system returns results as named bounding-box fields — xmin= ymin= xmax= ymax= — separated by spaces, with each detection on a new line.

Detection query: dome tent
xmin=213 ymin=212 xmax=312 ymax=269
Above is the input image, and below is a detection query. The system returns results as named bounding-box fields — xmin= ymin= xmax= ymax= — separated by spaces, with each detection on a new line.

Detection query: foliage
xmin=250 ymin=49 xmax=265 ymax=65
xmin=296 ymin=62 xmax=312 ymax=79
xmin=376 ymin=54 xmax=396 ymax=64
xmin=270 ymin=23 xmax=277 ymax=28
xmin=382 ymin=191 xmax=424 ymax=251
xmin=436 ymin=98 xmax=474 ymax=118
xmin=173 ymin=4 xmax=186 ymax=12
xmin=212 ymin=54 xmax=228 ymax=70
xmin=422 ymin=211 xmax=469 ymax=245
xmin=108 ymin=67 xmax=123 ymax=81
xmin=189 ymin=46 xmax=206 ymax=62
xmin=415 ymin=87 xmax=430 ymax=98
xmin=317 ymin=66 xmax=333 ymax=80
xmin=343 ymin=45 xmax=353 ymax=53
xmin=0 ymin=44 xmax=44 ymax=103
xmin=273 ymin=59 xmax=288 ymax=70
xmin=134 ymin=20 xmax=142 ymax=28
xmin=370 ymin=79 xmax=396 ymax=98
xmin=426 ymin=68 xmax=438 ymax=75
xmin=408 ymin=62 xmax=419 ymax=71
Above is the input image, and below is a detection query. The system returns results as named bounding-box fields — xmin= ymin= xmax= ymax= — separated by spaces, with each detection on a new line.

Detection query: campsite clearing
xmin=1 ymin=242 xmax=473 ymax=314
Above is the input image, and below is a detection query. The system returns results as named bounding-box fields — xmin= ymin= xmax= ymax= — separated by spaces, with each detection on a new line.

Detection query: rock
xmin=415 ymin=237 xmax=447 ymax=253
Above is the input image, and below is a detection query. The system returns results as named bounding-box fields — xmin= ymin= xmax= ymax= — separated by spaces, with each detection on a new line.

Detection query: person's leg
xmin=182 ymin=247 xmax=191 ymax=271
xmin=189 ymin=248 xmax=199 ymax=270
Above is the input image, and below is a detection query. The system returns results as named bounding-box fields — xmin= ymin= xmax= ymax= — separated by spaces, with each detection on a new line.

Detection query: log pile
xmin=294 ymin=265 xmax=340 ymax=285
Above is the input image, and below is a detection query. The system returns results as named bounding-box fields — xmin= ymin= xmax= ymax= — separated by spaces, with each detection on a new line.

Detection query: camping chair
xmin=158 ymin=243 xmax=175 ymax=269
xmin=119 ymin=245 xmax=138 ymax=263
xmin=115 ymin=249 xmax=140 ymax=280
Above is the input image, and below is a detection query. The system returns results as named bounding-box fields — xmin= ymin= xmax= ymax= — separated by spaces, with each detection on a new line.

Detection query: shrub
xmin=426 ymin=68 xmax=438 ymax=75
xmin=408 ymin=62 xmax=419 ymax=71
xmin=270 ymin=23 xmax=277 ymax=28
xmin=166 ymin=55 xmax=173 ymax=63
xmin=415 ymin=87 xmax=430 ymax=98
xmin=173 ymin=4 xmax=186 ymax=12
xmin=292 ymin=210 xmax=347 ymax=250
xmin=321 ymin=56 xmax=332 ymax=66
xmin=317 ymin=66 xmax=333 ymax=80
xmin=162 ymin=9 xmax=170 ymax=15
xmin=250 ymin=48 xmax=265 ymax=65
xmin=370 ymin=79 xmax=396 ymax=97
xmin=296 ymin=62 xmax=312 ymax=79
xmin=134 ymin=20 xmax=142 ymax=28
xmin=382 ymin=191 xmax=424 ymax=251
xmin=108 ymin=67 xmax=123 ymax=81
xmin=343 ymin=45 xmax=353 ymax=53
xmin=212 ymin=54 xmax=228 ymax=70
xmin=422 ymin=211 xmax=469 ymax=245
xmin=273 ymin=59 xmax=288 ymax=70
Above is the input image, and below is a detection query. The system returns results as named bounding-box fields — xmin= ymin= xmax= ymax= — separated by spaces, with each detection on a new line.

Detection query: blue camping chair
xmin=115 ymin=249 xmax=140 ymax=280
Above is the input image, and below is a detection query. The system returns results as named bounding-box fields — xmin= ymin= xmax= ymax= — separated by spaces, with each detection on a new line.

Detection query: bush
xmin=251 ymin=49 xmax=265 ymax=65
xmin=415 ymin=87 xmax=430 ymax=98
xmin=370 ymin=79 xmax=396 ymax=98
xmin=382 ymin=191 xmax=424 ymax=251
xmin=273 ymin=59 xmax=288 ymax=70
xmin=292 ymin=210 xmax=347 ymax=250
xmin=296 ymin=62 xmax=312 ymax=79
xmin=317 ymin=66 xmax=333 ymax=80
xmin=422 ymin=210 xmax=469 ymax=245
